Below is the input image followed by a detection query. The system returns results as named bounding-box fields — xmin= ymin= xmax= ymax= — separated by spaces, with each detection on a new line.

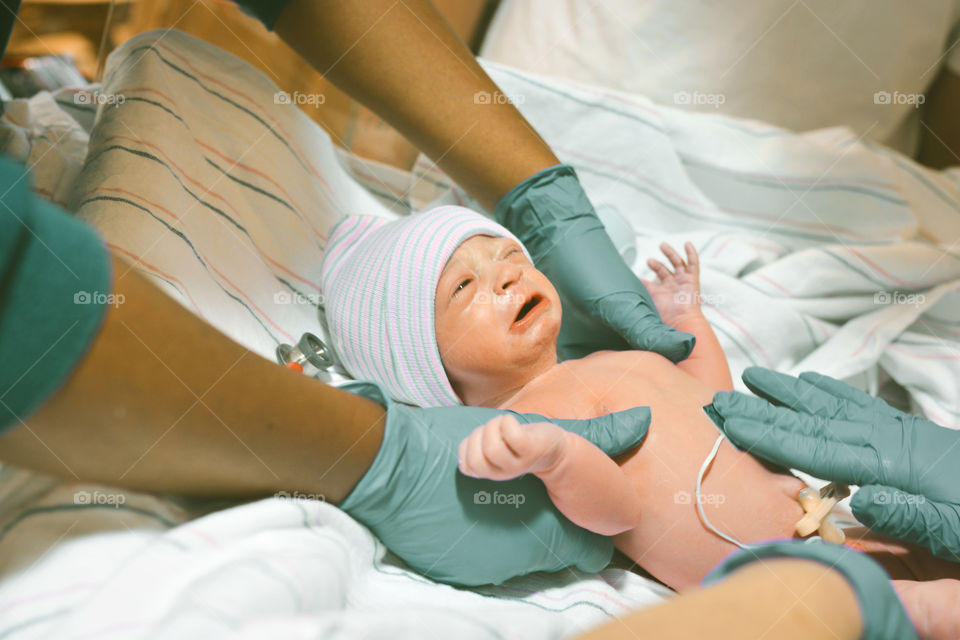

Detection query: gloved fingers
xmin=711 ymin=390 xmax=835 ymax=437
xmin=563 ymin=529 xmax=615 ymax=574
xmin=553 ymin=405 xmax=651 ymax=456
xmin=852 ymin=486 xmax=960 ymax=563
xmin=740 ymin=367 xmax=851 ymax=418
xmin=798 ymin=370 xmax=905 ymax=420
xmin=596 ymin=291 xmax=695 ymax=362
xmin=721 ymin=416 xmax=880 ymax=486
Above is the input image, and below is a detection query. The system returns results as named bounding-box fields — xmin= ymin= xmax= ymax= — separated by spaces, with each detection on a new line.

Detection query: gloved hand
xmin=704 ymin=539 xmax=916 ymax=640
xmin=336 ymin=380 xmax=651 ymax=586
xmin=709 ymin=367 xmax=960 ymax=563
xmin=494 ymin=164 xmax=695 ymax=362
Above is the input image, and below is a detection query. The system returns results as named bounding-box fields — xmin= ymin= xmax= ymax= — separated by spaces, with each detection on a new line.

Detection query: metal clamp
xmin=276 ymin=332 xmax=336 ymax=375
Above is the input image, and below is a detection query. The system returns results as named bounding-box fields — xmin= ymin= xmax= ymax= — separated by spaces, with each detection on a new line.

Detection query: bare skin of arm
xmin=918 ymin=67 xmax=960 ymax=170
xmin=644 ymin=242 xmax=733 ymax=391
xmin=273 ymin=0 xmax=560 ymax=210
xmin=1 ymin=0 xmax=558 ymax=497
xmin=0 ymin=255 xmax=384 ymax=503
xmin=459 ymin=415 xmax=643 ymax=536
xmin=672 ymin=313 xmax=733 ymax=392
xmin=573 ymin=559 xmax=862 ymax=640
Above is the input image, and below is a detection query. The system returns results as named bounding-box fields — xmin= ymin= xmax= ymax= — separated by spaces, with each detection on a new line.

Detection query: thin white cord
xmin=696 ymin=433 xmax=754 ymax=549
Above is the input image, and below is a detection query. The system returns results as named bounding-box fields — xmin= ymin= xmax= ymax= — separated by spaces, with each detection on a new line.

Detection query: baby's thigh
xmin=613 ymin=402 xmax=805 ymax=590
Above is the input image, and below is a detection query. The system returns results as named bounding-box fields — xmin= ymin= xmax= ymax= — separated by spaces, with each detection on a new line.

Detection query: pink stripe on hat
xmin=320 ymin=206 xmax=528 ymax=406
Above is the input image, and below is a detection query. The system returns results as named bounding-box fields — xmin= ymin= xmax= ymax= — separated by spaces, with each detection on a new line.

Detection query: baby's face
xmin=435 ymin=235 xmax=561 ymax=403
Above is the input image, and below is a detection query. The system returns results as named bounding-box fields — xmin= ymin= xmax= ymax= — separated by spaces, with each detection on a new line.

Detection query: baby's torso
xmin=503 ymin=350 xmax=805 ymax=590
xmin=503 ymin=349 xmax=713 ymax=420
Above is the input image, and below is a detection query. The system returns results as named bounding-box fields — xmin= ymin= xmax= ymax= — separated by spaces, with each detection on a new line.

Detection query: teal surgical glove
xmin=704 ymin=540 xmax=916 ymax=640
xmin=710 ymin=367 xmax=960 ymax=563
xmin=494 ymin=164 xmax=694 ymax=362
xmin=336 ymin=380 xmax=651 ymax=586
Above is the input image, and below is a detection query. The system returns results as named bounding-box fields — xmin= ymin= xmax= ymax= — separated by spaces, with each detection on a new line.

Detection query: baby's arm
xmin=644 ymin=242 xmax=733 ymax=392
xmin=672 ymin=311 xmax=733 ymax=392
xmin=459 ymin=415 xmax=643 ymax=536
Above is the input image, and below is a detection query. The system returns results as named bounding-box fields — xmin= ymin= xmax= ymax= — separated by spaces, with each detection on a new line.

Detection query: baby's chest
xmin=524 ymin=360 xmax=664 ymax=419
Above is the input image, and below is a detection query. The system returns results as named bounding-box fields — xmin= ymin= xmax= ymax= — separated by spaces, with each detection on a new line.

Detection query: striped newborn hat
xmin=320 ymin=206 xmax=528 ymax=407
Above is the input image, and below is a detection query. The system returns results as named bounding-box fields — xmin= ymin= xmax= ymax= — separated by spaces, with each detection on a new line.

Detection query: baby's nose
xmin=495 ymin=263 xmax=522 ymax=291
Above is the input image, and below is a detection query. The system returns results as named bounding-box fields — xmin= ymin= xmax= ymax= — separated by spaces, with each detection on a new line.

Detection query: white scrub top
xmin=480 ymin=0 xmax=960 ymax=156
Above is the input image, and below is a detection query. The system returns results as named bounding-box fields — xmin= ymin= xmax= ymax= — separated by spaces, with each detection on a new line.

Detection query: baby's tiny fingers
xmin=661 ymin=243 xmax=687 ymax=271
xmin=464 ymin=427 xmax=499 ymax=475
xmin=501 ymin=417 xmax=541 ymax=464
xmin=481 ymin=417 xmax=516 ymax=468
xmin=647 ymin=258 xmax=673 ymax=282
xmin=458 ymin=434 xmax=480 ymax=476
xmin=684 ymin=242 xmax=699 ymax=270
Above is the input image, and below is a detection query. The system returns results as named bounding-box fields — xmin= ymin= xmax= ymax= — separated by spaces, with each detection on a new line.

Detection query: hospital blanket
xmin=1 ymin=26 xmax=959 ymax=639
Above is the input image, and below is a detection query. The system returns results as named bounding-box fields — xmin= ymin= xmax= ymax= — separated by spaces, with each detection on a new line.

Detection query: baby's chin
xmin=510 ymin=312 xmax=561 ymax=362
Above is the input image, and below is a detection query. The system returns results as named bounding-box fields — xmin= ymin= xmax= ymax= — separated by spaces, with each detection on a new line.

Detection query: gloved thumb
xmin=569 ymin=533 xmax=615 ymax=574
xmin=852 ymin=485 xmax=960 ymax=562
xmin=554 ymin=405 xmax=652 ymax=456
xmin=597 ymin=291 xmax=695 ymax=362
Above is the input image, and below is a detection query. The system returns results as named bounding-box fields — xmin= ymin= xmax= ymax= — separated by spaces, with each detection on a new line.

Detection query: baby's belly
xmin=597 ymin=354 xmax=805 ymax=590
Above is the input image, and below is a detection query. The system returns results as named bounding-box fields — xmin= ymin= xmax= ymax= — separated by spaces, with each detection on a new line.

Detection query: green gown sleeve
xmin=0 ymin=155 xmax=111 ymax=434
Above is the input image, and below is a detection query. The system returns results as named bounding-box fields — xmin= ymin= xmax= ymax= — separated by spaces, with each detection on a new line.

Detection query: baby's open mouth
xmin=514 ymin=294 xmax=544 ymax=324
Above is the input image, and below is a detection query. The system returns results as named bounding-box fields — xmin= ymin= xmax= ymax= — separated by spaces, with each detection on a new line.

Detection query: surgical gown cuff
xmin=703 ymin=539 xmax=917 ymax=640
xmin=231 ymin=0 xmax=294 ymax=31
xmin=0 ymin=155 xmax=111 ymax=434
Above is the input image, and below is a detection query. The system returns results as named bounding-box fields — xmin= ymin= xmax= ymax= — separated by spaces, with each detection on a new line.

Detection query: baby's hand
xmin=642 ymin=242 xmax=702 ymax=327
xmin=458 ymin=415 xmax=569 ymax=481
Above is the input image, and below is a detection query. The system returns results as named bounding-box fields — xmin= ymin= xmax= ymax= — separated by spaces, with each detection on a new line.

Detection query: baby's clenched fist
xmin=458 ymin=415 xmax=569 ymax=481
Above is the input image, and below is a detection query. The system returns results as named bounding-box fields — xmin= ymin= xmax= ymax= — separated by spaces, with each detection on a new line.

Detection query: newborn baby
xmin=320 ymin=207 xmax=960 ymax=626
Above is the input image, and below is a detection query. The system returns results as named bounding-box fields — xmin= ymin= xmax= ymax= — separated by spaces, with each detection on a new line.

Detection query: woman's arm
xmin=272 ymin=0 xmax=558 ymax=210
xmin=575 ymin=559 xmax=862 ymax=640
xmin=0 ymin=253 xmax=385 ymax=503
